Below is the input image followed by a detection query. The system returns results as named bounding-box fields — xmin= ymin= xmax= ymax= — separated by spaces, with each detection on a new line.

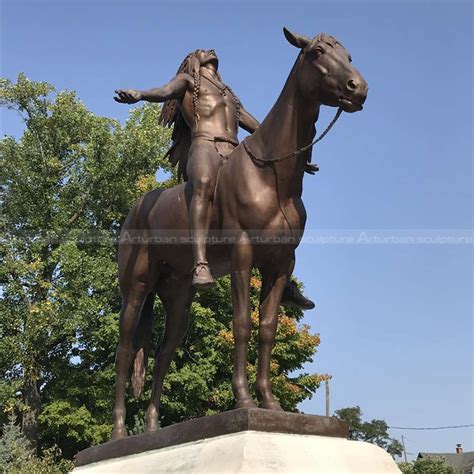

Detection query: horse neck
xmin=245 ymin=55 xmax=320 ymax=199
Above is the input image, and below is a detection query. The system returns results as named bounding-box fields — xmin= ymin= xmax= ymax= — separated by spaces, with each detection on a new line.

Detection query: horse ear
xmin=283 ymin=27 xmax=310 ymax=49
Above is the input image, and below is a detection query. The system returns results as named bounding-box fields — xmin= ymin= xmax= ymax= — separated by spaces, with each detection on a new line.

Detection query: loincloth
xmin=192 ymin=134 xmax=238 ymax=162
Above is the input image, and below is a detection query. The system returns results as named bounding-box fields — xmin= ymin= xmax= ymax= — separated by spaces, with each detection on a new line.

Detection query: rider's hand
xmin=304 ymin=163 xmax=319 ymax=174
xmin=114 ymin=89 xmax=142 ymax=104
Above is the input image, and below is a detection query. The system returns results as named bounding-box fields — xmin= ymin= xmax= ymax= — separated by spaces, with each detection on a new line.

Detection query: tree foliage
xmin=399 ymin=457 xmax=456 ymax=474
xmin=0 ymin=73 xmax=172 ymax=456
xmin=334 ymin=406 xmax=403 ymax=458
xmin=0 ymin=413 xmax=73 ymax=473
xmin=0 ymin=74 xmax=325 ymax=462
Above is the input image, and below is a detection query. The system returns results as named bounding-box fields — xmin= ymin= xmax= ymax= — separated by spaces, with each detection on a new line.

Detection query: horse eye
xmin=348 ymin=55 xmax=352 ymax=63
xmin=314 ymin=46 xmax=324 ymax=56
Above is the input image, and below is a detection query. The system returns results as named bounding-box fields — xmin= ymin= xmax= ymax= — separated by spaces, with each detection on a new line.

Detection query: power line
xmin=389 ymin=424 xmax=474 ymax=431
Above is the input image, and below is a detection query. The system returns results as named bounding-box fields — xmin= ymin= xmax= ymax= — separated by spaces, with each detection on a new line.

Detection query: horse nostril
xmin=346 ymin=79 xmax=358 ymax=91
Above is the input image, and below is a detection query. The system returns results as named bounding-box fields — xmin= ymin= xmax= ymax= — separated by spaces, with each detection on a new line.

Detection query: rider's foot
xmin=192 ymin=261 xmax=215 ymax=288
xmin=304 ymin=162 xmax=319 ymax=174
xmin=281 ymin=280 xmax=315 ymax=310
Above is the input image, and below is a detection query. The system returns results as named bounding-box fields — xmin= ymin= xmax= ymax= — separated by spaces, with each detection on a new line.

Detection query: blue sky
xmin=2 ymin=0 xmax=472 ymax=460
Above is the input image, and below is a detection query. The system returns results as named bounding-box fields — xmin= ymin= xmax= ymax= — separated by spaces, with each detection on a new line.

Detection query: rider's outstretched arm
xmin=239 ymin=107 xmax=260 ymax=134
xmin=114 ymin=73 xmax=191 ymax=104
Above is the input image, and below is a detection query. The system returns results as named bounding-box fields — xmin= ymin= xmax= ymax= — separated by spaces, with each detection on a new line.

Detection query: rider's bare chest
xmin=196 ymin=84 xmax=237 ymax=116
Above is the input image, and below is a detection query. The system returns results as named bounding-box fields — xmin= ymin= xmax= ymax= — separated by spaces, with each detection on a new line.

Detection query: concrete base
xmin=73 ymin=430 xmax=401 ymax=473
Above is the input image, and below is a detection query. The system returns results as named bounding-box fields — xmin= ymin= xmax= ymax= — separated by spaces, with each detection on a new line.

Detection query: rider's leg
xmin=186 ymin=140 xmax=222 ymax=288
xmin=279 ymin=252 xmax=315 ymax=310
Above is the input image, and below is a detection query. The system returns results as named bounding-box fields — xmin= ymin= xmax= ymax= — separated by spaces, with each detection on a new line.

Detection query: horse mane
xmin=313 ymin=33 xmax=346 ymax=52
xmin=159 ymin=51 xmax=226 ymax=181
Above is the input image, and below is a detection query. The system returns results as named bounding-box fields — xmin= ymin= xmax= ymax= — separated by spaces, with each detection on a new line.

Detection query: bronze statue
xmin=111 ymin=28 xmax=367 ymax=440
xmin=115 ymin=49 xmax=315 ymax=309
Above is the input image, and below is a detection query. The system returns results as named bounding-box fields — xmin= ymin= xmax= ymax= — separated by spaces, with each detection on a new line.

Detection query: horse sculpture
xmin=112 ymin=27 xmax=368 ymax=439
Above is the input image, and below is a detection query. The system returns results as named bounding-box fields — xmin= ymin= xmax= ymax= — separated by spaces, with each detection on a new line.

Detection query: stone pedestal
xmin=73 ymin=409 xmax=400 ymax=473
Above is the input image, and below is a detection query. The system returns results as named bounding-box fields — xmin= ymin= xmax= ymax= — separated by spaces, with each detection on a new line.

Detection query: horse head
xmin=283 ymin=27 xmax=368 ymax=113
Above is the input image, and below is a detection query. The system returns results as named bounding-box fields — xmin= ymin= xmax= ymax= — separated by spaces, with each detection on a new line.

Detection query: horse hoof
xmin=234 ymin=398 xmax=257 ymax=409
xmin=111 ymin=427 xmax=127 ymax=440
xmin=259 ymin=399 xmax=284 ymax=411
xmin=146 ymin=420 xmax=160 ymax=433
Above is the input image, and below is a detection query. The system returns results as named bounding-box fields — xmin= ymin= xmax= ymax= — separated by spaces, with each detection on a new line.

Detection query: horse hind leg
xmin=112 ymin=282 xmax=151 ymax=440
xmin=146 ymin=276 xmax=195 ymax=432
xmin=112 ymin=230 xmax=158 ymax=440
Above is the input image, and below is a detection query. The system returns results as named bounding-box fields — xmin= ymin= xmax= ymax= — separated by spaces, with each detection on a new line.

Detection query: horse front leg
xmin=231 ymin=233 xmax=257 ymax=409
xmin=256 ymin=258 xmax=295 ymax=410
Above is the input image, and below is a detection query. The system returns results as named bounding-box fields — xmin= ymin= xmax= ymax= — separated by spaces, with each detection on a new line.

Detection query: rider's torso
xmin=180 ymin=74 xmax=239 ymax=143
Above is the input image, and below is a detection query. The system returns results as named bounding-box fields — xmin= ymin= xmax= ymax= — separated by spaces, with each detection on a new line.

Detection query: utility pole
xmin=325 ymin=379 xmax=330 ymax=417
xmin=401 ymin=435 xmax=408 ymax=463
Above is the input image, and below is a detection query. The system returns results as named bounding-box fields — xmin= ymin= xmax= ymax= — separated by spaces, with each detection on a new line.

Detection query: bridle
xmin=243 ymin=106 xmax=343 ymax=166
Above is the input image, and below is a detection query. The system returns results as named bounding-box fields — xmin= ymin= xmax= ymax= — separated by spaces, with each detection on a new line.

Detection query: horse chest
xmin=240 ymin=196 xmax=305 ymax=238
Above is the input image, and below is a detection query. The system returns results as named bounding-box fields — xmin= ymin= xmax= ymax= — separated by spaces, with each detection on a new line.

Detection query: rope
xmin=244 ymin=107 xmax=343 ymax=165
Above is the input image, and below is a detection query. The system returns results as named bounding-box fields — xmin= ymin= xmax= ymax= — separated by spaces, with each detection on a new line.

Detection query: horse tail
xmin=131 ymin=292 xmax=155 ymax=399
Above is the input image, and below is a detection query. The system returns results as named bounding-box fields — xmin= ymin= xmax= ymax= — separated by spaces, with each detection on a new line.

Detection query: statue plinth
xmin=73 ymin=409 xmax=400 ymax=473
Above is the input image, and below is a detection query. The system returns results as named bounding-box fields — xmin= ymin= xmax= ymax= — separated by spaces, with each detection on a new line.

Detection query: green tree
xmin=334 ymin=406 xmax=404 ymax=458
xmin=0 ymin=413 xmax=73 ymax=473
xmin=0 ymin=413 xmax=34 ymax=469
xmin=1 ymin=74 xmax=325 ymax=461
xmin=399 ymin=457 xmax=456 ymax=474
xmin=0 ymin=73 xmax=172 ymax=455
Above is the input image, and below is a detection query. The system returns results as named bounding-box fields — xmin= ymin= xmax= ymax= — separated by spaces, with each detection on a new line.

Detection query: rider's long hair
xmin=159 ymin=51 xmax=226 ymax=181
xmin=160 ymin=50 xmax=224 ymax=126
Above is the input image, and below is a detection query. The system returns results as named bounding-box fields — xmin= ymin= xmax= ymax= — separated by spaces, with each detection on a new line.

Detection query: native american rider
xmin=114 ymin=49 xmax=314 ymax=309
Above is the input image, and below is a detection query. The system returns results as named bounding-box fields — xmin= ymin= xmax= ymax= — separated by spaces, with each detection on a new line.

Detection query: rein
xmin=243 ymin=107 xmax=343 ymax=165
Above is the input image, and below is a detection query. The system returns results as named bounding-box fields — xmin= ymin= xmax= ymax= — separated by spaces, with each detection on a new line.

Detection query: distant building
xmin=418 ymin=444 xmax=474 ymax=473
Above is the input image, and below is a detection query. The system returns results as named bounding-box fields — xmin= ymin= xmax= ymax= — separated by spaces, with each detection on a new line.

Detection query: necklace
xmin=199 ymin=70 xmax=241 ymax=121
xmin=201 ymin=71 xmax=228 ymax=96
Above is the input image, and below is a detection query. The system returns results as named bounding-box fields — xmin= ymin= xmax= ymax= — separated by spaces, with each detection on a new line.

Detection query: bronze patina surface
xmin=76 ymin=408 xmax=349 ymax=466
xmin=111 ymin=28 xmax=367 ymax=440
xmin=114 ymin=47 xmax=315 ymax=307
